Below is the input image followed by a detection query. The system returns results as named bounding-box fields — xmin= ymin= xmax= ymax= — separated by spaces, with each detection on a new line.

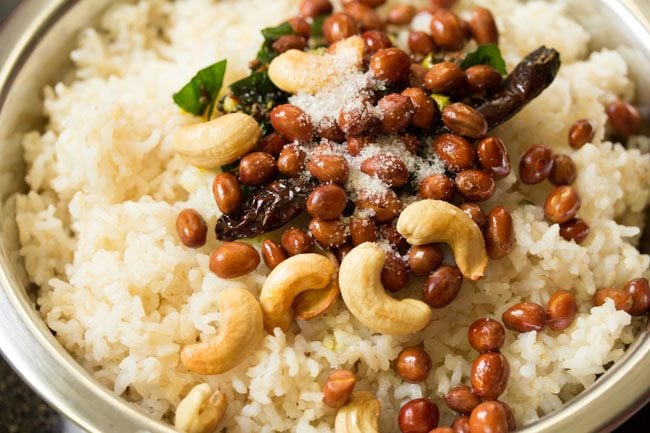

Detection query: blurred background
xmin=0 ymin=0 xmax=647 ymax=432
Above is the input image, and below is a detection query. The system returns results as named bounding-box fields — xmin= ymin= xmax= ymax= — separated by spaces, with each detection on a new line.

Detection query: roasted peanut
xmin=502 ymin=302 xmax=546 ymax=332
xmin=338 ymin=98 xmax=376 ymax=136
xmin=485 ymin=207 xmax=514 ymax=260
xmin=213 ymin=172 xmax=242 ymax=215
xmin=272 ymin=34 xmax=307 ymax=53
xmin=398 ymin=398 xmax=440 ymax=433
xmin=388 ymin=4 xmax=417 ymax=25
xmin=361 ymin=153 xmax=409 ymax=188
xmin=323 ymin=12 xmax=360 ymax=44
xmin=606 ymin=99 xmax=641 ymax=136
xmin=408 ymin=31 xmax=436 ymax=56
xmin=307 ymin=184 xmax=348 ymax=220
xmin=459 ymin=202 xmax=487 ymax=230
xmin=465 ymin=65 xmax=502 ymax=94
xmin=422 ymin=265 xmax=463 ymax=308
xmin=432 ymin=134 xmax=475 ymax=172
xmin=350 ymin=217 xmax=377 ymax=246
xmin=559 ymin=218 xmax=590 ymax=244
xmin=468 ymin=7 xmax=499 ymax=44
xmin=395 ymin=346 xmax=432 ymax=383
xmin=355 ymin=190 xmax=402 ymax=223
xmin=238 ymin=152 xmax=277 ymax=186
xmin=593 ymin=288 xmax=633 ymax=312
xmin=476 ymin=136 xmax=510 ymax=180
xmin=381 ymin=251 xmax=410 ymax=293
xmin=270 ymin=104 xmax=313 ymax=142
xmin=343 ymin=1 xmax=383 ymax=31
xmin=548 ymin=154 xmax=577 ymax=186
xmin=324 ymin=369 xmax=357 ymax=408
xmin=176 ymin=209 xmax=208 ymax=248
xmin=424 ymin=62 xmax=465 ymax=94
xmin=451 ymin=415 xmax=470 ymax=433
xmin=261 ymin=240 xmax=288 ymax=270
xmin=470 ymin=353 xmax=510 ymax=400
xmin=402 ymin=87 xmax=436 ymax=129
xmin=445 ymin=385 xmax=481 ymax=414
xmin=370 ymin=48 xmax=411 ymax=83
xmin=546 ymin=290 xmax=577 ymax=331
xmin=467 ymin=317 xmax=505 ymax=353
xmin=455 ymin=170 xmax=496 ymax=202
xmin=277 ymin=145 xmax=306 ymax=177
xmin=299 ymin=0 xmax=333 ymax=18
xmin=468 ymin=401 xmax=508 ymax=433
xmin=407 ymin=244 xmax=444 ymax=277
xmin=625 ymin=278 xmax=650 ymax=316
xmin=282 ymin=227 xmax=313 ymax=256
xmin=519 ymin=144 xmax=554 ymax=185
xmin=419 ymin=174 xmax=455 ymax=202
xmin=209 ymin=242 xmax=260 ymax=279
xmin=442 ymin=103 xmax=488 ymax=139
xmin=310 ymin=218 xmax=349 ymax=248
xmin=568 ymin=119 xmax=596 ymax=149
xmin=379 ymin=93 xmax=415 ymax=133
xmin=544 ymin=185 xmax=581 ymax=224
xmin=361 ymin=30 xmax=393 ymax=54
xmin=430 ymin=9 xmax=465 ymax=51
xmin=308 ymin=154 xmax=350 ymax=184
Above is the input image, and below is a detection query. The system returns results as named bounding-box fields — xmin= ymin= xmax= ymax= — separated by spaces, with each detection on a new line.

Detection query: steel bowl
xmin=0 ymin=1 xmax=648 ymax=432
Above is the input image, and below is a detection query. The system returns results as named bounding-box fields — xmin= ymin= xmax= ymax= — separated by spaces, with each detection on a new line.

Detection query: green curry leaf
xmin=256 ymin=22 xmax=294 ymax=66
xmin=461 ymin=44 xmax=507 ymax=76
xmin=173 ymin=59 xmax=227 ymax=118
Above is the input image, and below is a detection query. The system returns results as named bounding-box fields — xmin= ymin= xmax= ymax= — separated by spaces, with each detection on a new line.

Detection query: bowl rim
xmin=0 ymin=1 xmax=648 ymax=432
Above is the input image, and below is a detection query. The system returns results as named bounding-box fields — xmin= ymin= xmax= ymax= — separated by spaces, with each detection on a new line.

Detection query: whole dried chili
xmin=215 ymin=177 xmax=317 ymax=241
xmin=474 ymin=46 xmax=561 ymax=129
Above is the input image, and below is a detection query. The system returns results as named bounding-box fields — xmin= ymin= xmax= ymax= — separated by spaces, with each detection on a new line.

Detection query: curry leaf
xmin=310 ymin=15 xmax=327 ymax=39
xmin=173 ymin=60 xmax=227 ymax=117
xmin=461 ymin=44 xmax=507 ymax=75
xmin=256 ymin=22 xmax=294 ymax=66
xmin=430 ymin=93 xmax=451 ymax=111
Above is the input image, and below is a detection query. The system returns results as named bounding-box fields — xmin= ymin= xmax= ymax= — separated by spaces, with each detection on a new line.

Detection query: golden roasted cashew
xmin=181 ymin=287 xmax=263 ymax=375
xmin=260 ymin=253 xmax=337 ymax=332
xmin=174 ymin=112 xmax=261 ymax=169
xmin=334 ymin=391 xmax=381 ymax=433
xmin=268 ymin=36 xmax=365 ymax=94
xmin=396 ymin=199 xmax=488 ymax=281
xmin=339 ymin=243 xmax=431 ymax=336
xmin=175 ymin=384 xmax=227 ymax=433
xmin=293 ymin=252 xmax=340 ymax=321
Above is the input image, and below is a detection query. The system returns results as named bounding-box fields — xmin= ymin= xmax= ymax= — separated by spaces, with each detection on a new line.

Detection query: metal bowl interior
xmin=0 ymin=1 xmax=648 ymax=432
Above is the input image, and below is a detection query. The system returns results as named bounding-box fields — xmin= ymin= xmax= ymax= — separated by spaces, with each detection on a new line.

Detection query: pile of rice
xmin=11 ymin=0 xmax=650 ymax=431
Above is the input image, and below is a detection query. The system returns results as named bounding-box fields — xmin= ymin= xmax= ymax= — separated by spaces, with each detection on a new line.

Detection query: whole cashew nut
xmin=339 ymin=243 xmax=432 ymax=336
xmin=268 ymin=36 xmax=365 ymax=95
xmin=396 ymin=199 xmax=488 ymax=281
xmin=334 ymin=391 xmax=381 ymax=433
xmin=260 ymin=253 xmax=337 ymax=332
xmin=174 ymin=112 xmax=261 ymax=169
xmin=175 ymin=384 xmax=227 ymax=433
xmin=181 ymin=287 xmax=263 ymax=375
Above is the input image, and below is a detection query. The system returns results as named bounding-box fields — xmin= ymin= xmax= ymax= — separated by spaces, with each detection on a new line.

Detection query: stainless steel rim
xmin=0 ymin=1 xmax=648 ymax=432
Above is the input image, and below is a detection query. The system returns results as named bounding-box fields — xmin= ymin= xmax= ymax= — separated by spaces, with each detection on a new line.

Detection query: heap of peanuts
xmin=172 ymin=0 xmax=649 ymax=432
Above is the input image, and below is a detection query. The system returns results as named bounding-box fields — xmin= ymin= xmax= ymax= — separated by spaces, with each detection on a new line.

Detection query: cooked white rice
xmin=12 ymin=0 xmax=650 ymax=431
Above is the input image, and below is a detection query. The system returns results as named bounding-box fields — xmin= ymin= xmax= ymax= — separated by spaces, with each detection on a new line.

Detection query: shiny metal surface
xmin=0 ymin=1 xmax=648 ymax=432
